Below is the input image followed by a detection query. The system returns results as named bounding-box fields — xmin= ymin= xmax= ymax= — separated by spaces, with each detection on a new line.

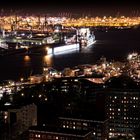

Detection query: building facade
xmin=8 ymin=103 xmax=37 ymax=139
xmin=29 ymin=126 xmax=92 ymax=140
xmin=59 ymin=117 xmax=108 ymax=140
xmin=105 ymin=89 xmax=140 ymax=139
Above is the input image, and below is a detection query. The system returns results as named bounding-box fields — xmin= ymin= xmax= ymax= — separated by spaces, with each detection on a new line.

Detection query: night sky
xmin=0 ymin=0 xmax=140 ymax=16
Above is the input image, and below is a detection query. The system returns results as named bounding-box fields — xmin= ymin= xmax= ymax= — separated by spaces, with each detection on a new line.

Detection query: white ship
xmin=77 ymin=28 xmax=96 ymax=47
xmin=46 ymin=43 xmax=80 ymax=55
xmin=46 ymin=28 xmax=96 ymax=55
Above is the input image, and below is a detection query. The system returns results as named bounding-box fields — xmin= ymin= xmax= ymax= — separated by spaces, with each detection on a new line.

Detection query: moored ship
xmin=0 ymin=27 xmax=96 ymax=56
xmin=77 ymin=28 xmax=96 ymax=48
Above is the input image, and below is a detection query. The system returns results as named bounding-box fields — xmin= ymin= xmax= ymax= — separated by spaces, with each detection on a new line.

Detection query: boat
xmin=0 ymin=42 xmax=27 ymax=56
xmin=0 ymin=28 xmax=96 ymax=56
xmin=80 ymin=33 xmax=95 ymax=47
xmin=46 ymin=43 xmax=80 ymax=55
xmin=46 ymin=28 xmax=96 ymax=55
xmin=77 ymin=28 xmax=96 ymax=47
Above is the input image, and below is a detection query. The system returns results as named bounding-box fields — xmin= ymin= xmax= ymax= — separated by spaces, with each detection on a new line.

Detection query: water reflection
xmin=43 ymin=55 xmax=53 ymax=67
xmin=23 ymin=55 xmax=31 ymax=67
xmin=24 ymin=55 xmax=31 ymax=61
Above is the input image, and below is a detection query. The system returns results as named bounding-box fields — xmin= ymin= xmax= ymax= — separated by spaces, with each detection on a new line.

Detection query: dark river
xmin=0 ymin=27 xmax=140 ymax=81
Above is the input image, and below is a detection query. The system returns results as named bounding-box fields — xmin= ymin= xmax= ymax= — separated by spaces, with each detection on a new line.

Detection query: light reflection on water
xmin=24 ymin=55 xmax=31 ymax=62
xmin=43 ymin=55 xmax=53 ymax=67
xmin=23 ymin=55 xmax=31 ymax=67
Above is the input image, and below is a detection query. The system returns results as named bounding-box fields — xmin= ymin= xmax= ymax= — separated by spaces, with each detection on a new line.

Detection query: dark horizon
xmin=0 ymin=0 xmax=140 ymax=17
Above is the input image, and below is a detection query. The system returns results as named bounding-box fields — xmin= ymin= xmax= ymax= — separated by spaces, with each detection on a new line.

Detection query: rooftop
xmin=105 ymin=75 xmax=140 ymax=89
xmin=29 ymin=126 xmax=91 ymax=136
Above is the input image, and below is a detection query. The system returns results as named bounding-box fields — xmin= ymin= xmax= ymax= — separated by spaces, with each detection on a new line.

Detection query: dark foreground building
xmin=29 ymin=126 xmax=92 ymax=140
xmin=1 ymin=75 xmax=140 ymax=140
xmin=105 ymin=76 xmax=140 ymax=139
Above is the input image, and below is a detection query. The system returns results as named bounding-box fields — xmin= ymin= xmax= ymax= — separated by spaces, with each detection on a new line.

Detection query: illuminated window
xmin=109 ymin=132 xmax=113 ymax=136
xmin=93 ymin=132 xmax=96 ymax=135
xmin=83 ymin=123 xmax=88 ymax=126
xmin=63 ymin=125 xmax=65 ymax=128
